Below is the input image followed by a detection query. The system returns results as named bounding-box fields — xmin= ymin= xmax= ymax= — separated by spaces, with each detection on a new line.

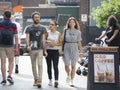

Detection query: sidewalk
xmin=0 ymin=56 xmax=87 ymax=90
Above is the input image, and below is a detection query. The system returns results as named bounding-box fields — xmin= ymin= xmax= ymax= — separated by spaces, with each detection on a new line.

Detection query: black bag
xmin=1 ymin=24 xmax=14 ymax=45
xmin=62 ymin=30 xmax=67 ymax=51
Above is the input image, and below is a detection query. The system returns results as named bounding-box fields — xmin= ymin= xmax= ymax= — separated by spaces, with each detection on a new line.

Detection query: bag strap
xmin=63 ymin=29 xmax=67 ymax=42
xmin=62 ymin=29 xmax=67 ymax=51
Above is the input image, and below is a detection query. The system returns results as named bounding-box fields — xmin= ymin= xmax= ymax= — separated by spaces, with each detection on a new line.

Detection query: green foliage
xmin=91 ymin=0 xmax=120 ymax=28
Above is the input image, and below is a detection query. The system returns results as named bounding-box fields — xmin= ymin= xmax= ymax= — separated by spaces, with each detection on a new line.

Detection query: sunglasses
xmin=50 ymin=23 xmax=55 ymax=26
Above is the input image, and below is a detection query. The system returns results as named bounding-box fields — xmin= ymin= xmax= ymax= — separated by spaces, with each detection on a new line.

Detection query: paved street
xmin=0 ymin=55 xmax=87 ymax=90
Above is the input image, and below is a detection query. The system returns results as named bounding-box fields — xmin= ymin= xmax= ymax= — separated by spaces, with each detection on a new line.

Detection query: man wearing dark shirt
xmin=25 ymin=11 xmax=47 ymax=88
xmin=0 ymin=11 xmax=18 ymax=85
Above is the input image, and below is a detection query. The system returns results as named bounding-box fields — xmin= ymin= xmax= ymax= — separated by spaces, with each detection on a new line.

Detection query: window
xmin=50 ymin=0 xmax=80 ymax=6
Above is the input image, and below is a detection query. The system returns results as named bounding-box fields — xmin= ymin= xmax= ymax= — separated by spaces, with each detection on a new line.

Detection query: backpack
xmin=1 ymin=24 xmax=14 ymax=45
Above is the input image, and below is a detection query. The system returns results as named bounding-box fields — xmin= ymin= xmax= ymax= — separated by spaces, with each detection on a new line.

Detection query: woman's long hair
xmin=106 ymin=15 xmax=118 ymax=27
xmin=64 ymin=17 xmax=80 ymax=30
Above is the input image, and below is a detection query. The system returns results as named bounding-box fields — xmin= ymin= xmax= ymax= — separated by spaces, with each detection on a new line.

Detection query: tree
xmin=91 ymin=0 xmax=120 ymax=28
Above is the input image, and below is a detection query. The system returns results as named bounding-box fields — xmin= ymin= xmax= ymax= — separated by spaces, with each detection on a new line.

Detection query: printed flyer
xmin=94 ymin=54 xmax=115 ymax=83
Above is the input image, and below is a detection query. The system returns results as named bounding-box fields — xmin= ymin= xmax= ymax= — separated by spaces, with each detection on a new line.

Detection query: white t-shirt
xmin=46 ymin=30 xmax=60 ymax=50
xmin=13 ymin=21 xmax=22 ymax=43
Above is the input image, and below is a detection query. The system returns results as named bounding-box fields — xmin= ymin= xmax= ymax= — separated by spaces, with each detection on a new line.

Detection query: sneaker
xmin=54 ymin=82 xmax=58 ymax=88
xmin=1 ymin=80 xmax=6 ymax=85
xmin=33 ymin=80 xmax=38 ymax=86
xmin=66 ymin=76 xmax=71 ymax=83
xmin=15 ymin=65 xmax=19 ymax=74
xmin=7 ymin=76 xmax=14 ymax=85
xmin=37 ymin=80 xmax=41 ymax=88
xmin=48 ymin=80 xmax=52 ymax=86
xmin=70 ymin=80 xmax=74 ymax=87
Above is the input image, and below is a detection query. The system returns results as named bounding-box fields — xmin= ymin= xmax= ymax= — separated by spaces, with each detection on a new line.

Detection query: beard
xmin=34 ymin=20 xmax=40 ymax=24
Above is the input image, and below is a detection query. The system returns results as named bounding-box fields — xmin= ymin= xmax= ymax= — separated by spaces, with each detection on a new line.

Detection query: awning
xmin=12 ymin=5 xmax=22 ymax=13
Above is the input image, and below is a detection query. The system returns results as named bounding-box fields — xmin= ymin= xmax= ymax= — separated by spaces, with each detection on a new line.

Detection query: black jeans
xmin=45 ymin=49 xmax=59 ymax=81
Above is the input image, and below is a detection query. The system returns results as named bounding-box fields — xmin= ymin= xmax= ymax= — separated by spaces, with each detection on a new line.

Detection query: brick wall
xmin=79 ymin=0 xmax=89 ymax=45
xmin=10 ymin=0 xmax=89 ymax=45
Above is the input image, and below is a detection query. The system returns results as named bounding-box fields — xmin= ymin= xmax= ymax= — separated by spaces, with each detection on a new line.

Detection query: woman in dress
xmin=62 ymin=17 xmax=82 ymax=87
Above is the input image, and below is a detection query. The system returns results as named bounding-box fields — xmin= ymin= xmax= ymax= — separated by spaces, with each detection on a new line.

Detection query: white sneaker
xmin=66 ymin=76 xmax=71 ymax=83
xmin=70 ymin=80 xmax=74 ymax=87
xmin=48 ymin=80 xmax=52 ymax=86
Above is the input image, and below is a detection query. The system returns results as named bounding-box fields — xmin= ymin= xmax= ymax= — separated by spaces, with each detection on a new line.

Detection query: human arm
xmin=14 ymin=34 xmax=18 ymax=52
xmin=77 ymin=31 xmax=83 ymax=59
xmin=56 ymin=33 xmax=62 ymax=46
xmin=42 ymin=33 xmax=47 ymax=57
xmin=14 ymin=23 xmax=18 ymax=51
xmin=95 ymin=31 xmax=106 ymax=41
xmin=48 ymin=32 xmax=62 ymax=47
xmin=26 ymin=33 xmax=31 ymax=52
xmin=58 ymin=33 xmax=63 ymax=55
xmin=78 ymin=41 xmax=83 ymax=59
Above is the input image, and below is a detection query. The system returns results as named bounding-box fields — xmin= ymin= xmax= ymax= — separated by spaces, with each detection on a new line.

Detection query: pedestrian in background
xmin=11 ymin=15 xmax=22 ymax=74
xmin=0 ymin=11 xmax=18 ymax=85
xmin=45 ymin=20 xmax=62 ymax=88
xmin=95 ymin=15 xmax=120 ymax=64
xmin=62 ymin=17 xmax=82 ymax=87
xmin=25 ymin=11 xmax=47 ymax=88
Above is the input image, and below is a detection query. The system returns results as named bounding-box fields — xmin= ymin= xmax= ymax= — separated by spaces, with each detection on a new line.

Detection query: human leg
xmin=1 ymin=59 xmax=6 ymax=81
xmin=0 ymin=47 xmax=6 ymax=82
xmin=30 ymin=51 xmax=38 ymax=86
xmin=71 ymin=66 xmax=76 ymax=80
xmin=46 ymin=50 xmax=52 ymax=81
xmin=63 ymin=51 xmax=71 ymax=83
xmin=46 ymin=58 xmax=52 ymax=86
xmin=70 ymin=66 xmax=76 ymax=87
xmin=15 ymin=56 xmax=19 ymax=73
xmin=65 ymin=65 xmax=71 ymax=83
xmin=70 ymin=58 xmax=77 ymax=87
xmin=8 ymin=57 xmax=14 ymax=77
xmin=14 ymin=44 xmax=20 ymax=73
xmin=6 ymin=47 xmax=14 ymax=84
xmin=52 ymin=50 xmax=59 ymax=88
xmin=37 ymin=50 xmax=43 ymax=88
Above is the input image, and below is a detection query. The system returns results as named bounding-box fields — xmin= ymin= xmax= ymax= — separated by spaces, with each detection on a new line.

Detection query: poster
xmin=94 ymin=54 xmax=115 ymax=83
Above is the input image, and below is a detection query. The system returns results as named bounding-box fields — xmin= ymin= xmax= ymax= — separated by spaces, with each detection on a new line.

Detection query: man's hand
xmin=27 ymin=46 xmax=31 ymax=52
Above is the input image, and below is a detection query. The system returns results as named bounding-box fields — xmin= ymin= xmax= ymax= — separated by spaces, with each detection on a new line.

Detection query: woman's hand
xmin=48 ymin=41 xmax=57 ymax=47
xmin=105 ymin=39 xmax=111 ymax=43
xmin=79 ymin=53 xmax=83 ymax=60
xmin=59 ymin=49 xmax=63 ymax=56
xmin=95 ymin=37 xmax=99 ymax=41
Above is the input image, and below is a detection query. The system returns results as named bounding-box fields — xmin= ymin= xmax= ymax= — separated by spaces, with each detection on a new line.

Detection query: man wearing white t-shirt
xmin=11 ymin=15 xmax=22 ymax=74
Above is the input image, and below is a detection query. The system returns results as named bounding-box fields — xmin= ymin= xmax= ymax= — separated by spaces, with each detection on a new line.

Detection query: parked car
xmin=20 ymin=25 xmax=49 ymax=55
xmin=20 ymin=27 xmax=27 ymax=55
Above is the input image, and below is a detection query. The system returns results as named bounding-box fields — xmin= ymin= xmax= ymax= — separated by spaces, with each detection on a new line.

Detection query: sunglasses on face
xmin=50 ymin=23 xmax=55 ymax=26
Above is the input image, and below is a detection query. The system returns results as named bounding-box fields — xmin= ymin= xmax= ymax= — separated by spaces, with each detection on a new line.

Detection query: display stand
xmin=87 ymin=47 xmax=119 ymax=90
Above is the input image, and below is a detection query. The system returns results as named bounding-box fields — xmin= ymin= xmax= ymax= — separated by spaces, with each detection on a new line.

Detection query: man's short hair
xmin=31 ymin=11 xmax=40 ymax=18
xmin=4 ymin=11 xmax=11 ymax=19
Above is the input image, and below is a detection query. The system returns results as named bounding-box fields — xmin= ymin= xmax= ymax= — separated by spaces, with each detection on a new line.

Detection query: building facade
xmin=1 ymin=0 xmax=102 ymax=45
